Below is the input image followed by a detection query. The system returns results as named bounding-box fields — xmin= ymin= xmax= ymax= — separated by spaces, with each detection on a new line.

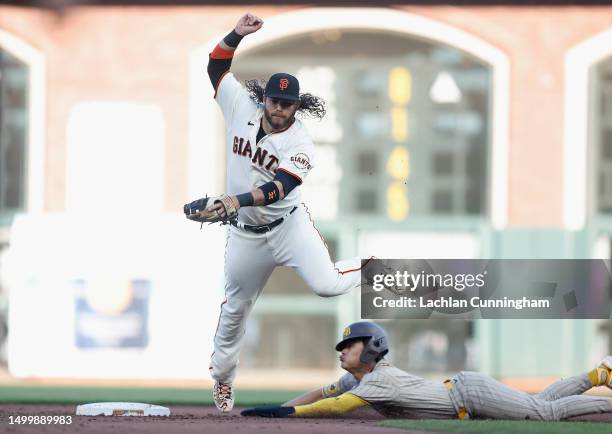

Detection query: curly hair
xmin=244 ymin=79 xmax=326 ymax=120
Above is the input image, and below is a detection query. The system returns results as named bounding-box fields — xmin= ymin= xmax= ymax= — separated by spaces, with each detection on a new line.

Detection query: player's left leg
xmin=547 ymin=394 xmax=612 ymax=419
xmin=209 ymin=227 xmax=276 ymax=412
xmin=272 ymin=204 xmax=368 ymax=297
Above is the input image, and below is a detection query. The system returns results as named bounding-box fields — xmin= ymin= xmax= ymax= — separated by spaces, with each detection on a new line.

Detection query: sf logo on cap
xmin=279 ymin=78 xmax=289 ymax=90
xmin=343 ymin=326 xmax=351 ymax=338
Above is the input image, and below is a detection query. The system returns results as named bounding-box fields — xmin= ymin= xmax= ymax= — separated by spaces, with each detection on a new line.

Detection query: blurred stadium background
xmin=0 ymin=0 xmax=612 ymax=402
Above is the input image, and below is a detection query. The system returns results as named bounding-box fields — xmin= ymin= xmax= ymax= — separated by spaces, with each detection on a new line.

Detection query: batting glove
xmin=241 ymin=405 xmax=295 ymax=418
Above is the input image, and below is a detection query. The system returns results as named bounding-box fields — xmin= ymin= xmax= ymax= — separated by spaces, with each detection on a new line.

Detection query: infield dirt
xmin=1 ymin=404 xmax=611 ymax=434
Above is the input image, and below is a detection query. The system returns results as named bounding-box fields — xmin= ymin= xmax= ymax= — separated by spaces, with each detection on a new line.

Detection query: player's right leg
xmin=535 ymin=356 xmax=612 ymax=401
xmin=534 ymin=374 xmax=595 ymax=401
xmin=209 ymin=227 xmax=276 ymax=411
xmin=534 ymin=357 xmax=612 ymax=401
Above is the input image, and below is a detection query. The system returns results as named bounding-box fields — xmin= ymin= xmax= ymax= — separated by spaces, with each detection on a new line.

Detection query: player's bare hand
xmin=235 ymin=13 xmax=263 ymax=36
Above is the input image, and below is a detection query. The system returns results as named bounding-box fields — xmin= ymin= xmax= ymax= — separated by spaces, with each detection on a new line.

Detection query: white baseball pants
xmin=209 ymin=204 xmax=364 ymax=383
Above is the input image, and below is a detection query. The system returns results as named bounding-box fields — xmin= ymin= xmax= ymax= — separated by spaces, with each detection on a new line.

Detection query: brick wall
xmin=1 ymin=4 xmax=611 ymax=226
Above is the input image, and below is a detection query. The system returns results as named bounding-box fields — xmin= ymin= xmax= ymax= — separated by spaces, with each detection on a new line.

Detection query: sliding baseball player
xmin=242 ymin=321 xmax=612 ymax=420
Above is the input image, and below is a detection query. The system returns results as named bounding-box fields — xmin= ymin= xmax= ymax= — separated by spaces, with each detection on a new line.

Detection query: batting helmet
xmin=335 ymin=321 xmax=389 ymax=364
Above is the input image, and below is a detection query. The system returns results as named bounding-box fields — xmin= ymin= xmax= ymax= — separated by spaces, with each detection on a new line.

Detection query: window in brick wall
xmin=0 ymin=49 xmax=28 ymax=219
xmin=233 ymin=32 xmax=491 ymax=220
xmin=593 ymin=57 xmax=612 ymax=214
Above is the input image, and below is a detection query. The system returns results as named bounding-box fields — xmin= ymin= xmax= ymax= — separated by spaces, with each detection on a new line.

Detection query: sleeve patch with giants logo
xmin=291 ymin=153 xmax=312 ymax=170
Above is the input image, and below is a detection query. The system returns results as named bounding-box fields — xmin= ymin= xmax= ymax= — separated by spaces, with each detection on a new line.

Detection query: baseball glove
xmin=183 ymin=194 xmax=238 ymax=225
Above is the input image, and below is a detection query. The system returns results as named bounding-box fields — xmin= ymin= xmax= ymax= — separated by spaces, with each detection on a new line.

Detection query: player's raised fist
xmin=235 ymin=13 xmax=263 ymax=36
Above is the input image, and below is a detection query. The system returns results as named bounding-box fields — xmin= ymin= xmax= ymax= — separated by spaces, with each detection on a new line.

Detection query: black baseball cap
xmin=264 ymin=72 xmax=300 ymax=101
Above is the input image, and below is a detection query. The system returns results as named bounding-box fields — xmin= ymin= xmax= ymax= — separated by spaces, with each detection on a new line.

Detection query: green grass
xmin=0 ymin=385 xmax=303 ymax=406
xmin=380 ymin=419 xmax=611 ymax=434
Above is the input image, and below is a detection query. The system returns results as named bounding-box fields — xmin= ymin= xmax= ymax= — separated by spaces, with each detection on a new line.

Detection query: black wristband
xmin=236 ymin=192 xmax=254 ymax=207
xmin=223 ymin=30 xmax=244 ymax=48
xmin=260 ymin=181 xmax=281 ymax=205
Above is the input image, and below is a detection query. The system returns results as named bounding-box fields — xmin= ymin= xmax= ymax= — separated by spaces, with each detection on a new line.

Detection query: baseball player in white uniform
xmin=187 ymin=13 xmax=372 ymax=412
xmin=242 ymin=321 xmax=612 ymax=420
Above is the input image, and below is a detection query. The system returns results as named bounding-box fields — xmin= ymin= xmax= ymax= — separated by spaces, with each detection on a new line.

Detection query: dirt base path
xmin=1 ymin=404 xmax=610 ymax=434
xmin=0 ymin=405 xmax=428 ymax=434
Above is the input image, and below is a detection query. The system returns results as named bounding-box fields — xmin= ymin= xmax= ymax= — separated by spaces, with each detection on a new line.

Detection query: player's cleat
xmin=213 ymin=381 xmax=234 ymax=412
xmin=597 ymin=356 xmax=612 ymax=371
xmin=596 ymin=356 xmax=612 ymax=389
xmin=590 ymin=367 xmax=609 ymax=387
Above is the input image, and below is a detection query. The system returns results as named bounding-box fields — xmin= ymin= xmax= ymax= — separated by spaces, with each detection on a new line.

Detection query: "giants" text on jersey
xmin=233 ymin=136 xmax=279 ymax=171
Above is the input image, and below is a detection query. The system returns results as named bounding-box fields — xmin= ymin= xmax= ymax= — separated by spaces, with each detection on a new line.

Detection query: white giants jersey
xmin=215 ymin=73 xmax=315 ymax=225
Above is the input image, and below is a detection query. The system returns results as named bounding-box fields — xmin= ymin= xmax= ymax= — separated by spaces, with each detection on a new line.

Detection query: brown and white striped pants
xmin=446 ymin=371 xmax=612 ymax=420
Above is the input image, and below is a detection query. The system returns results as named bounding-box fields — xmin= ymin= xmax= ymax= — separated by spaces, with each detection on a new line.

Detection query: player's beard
xmin=264 ymin=107 xmax=295 ymax=131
